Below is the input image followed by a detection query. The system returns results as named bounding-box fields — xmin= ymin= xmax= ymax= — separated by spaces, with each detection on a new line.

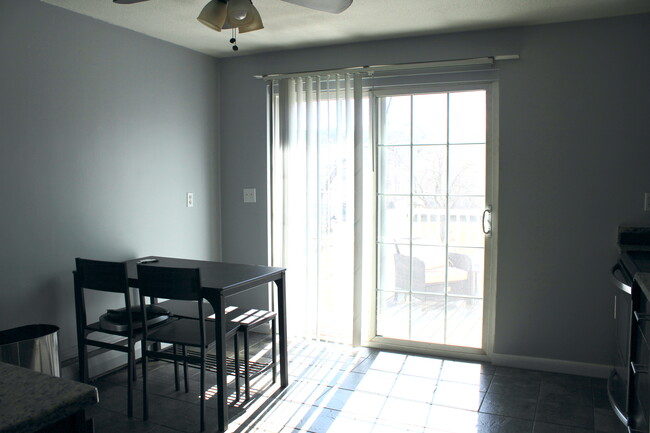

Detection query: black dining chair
xmin=73 ymin=258 xmax=145 ymax=417
xmin=159 ymin=300 xmax=278 ymax=402
xmin=137 ymin=265 xmax=240 ymax=432
xmin=230 ymin=308 xmax=278 ymax=401
xmin=150 ymin=299 xmax=245 ymax=397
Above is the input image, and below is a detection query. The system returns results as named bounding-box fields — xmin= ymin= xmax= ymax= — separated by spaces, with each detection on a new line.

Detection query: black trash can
xmin=0 ymin=324 xmax=60 ymax=376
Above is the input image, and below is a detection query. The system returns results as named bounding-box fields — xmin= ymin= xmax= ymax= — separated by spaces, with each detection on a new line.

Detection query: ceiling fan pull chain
xmin=230 ymin=28 xmax=239 ymax=51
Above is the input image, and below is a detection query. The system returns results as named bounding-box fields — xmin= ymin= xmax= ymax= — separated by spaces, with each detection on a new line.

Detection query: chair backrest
xmin=74 ymin=257 xmax=132 ymax=333
xmin=137 ymin=265 xmax=206 ymax=350
xmin=75 ymin=257 xmax=129 ymax=294
xmin=136 ymin=265 xmax=202 ymax=301
xmin=394 ymin=253 xmax=425 ymax=292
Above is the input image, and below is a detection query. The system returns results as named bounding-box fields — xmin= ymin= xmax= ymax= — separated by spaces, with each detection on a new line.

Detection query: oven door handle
xmin=611 ymin=263 xmax=632 ymax=295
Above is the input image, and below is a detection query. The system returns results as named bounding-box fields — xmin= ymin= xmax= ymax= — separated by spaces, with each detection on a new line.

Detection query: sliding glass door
xmin=271 ymin=76 xmax=496 ymax=353
xmin=373 ymin=85 xmax=495 ymax=353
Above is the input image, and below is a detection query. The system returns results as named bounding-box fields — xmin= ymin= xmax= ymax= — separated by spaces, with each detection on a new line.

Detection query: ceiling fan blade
xmin=113 ymin=0 xmax=151 ymax=4
xmin=280 ymin=0 xmax=352 ymax=14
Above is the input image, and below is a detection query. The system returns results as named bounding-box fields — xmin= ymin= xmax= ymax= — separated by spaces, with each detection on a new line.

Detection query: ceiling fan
xmin=113 ymin=0 xmax=352 ymax=50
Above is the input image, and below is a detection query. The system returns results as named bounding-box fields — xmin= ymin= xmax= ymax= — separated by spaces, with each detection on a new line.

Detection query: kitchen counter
xmin=0 ymin=361 xmax=98 ymax=433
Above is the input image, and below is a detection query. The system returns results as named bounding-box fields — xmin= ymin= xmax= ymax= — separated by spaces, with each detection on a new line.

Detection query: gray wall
xmin=219 ymin=14 xmax=650 ymax=366
xmin=0 ymin=0 xmax=221 ymax=361
xmin=1 ymin=0 xmax=648 ymax=370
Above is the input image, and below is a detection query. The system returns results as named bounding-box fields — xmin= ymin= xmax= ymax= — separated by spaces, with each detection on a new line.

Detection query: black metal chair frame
xmin=233 ymin=309 xmax=278 ymax=401
xmin=153 ymin=300 xmax=242 ymax=400
xmin=73 ymin=257 xmax=139 ymax=417
xmin=155 ymin=300 xmax=277 ymax=402
xmin=137 ymin=265 xmax=239 ymax=432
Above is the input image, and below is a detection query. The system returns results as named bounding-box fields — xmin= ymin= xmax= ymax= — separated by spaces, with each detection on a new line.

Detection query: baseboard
xmin=490 ymin=352 xmax=612 ymax=378
xmin=60 ymin=345 xmax=144 ymax=381
xmin=364 ymin=339 xmax=490 ymax=363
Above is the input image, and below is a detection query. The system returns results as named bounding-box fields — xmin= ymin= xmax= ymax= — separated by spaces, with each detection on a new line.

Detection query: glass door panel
xmin=412 ymin=197 xmax=447 ymax=246
xmin=449 ymin=145 xmax=486 ymax=195
xmin=377 ymin=290 xmax=410 ymax=340
xmin=413 ymin=93 xmax=448 ymax=144
xmin=449 ymin=91 xmax=486 ymax=144
xmin=375 ymin=88 xmax=488 ymax=350
xmin=410 ymin=294 xmax=446 ymax=344
xmin=378 ymin=195 xmax=410 ymax=244
xmin=379 ymin=146 xmax=411 ymax=194
xmin=413 ymin=145 xmax=448 ymax=195
xmin=382 ymin=95 xmax=412 ymax=145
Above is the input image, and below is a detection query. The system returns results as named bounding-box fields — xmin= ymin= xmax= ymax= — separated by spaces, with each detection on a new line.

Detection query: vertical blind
xmin=270 ymin=74 xmax=364 ymax=344
xmin=266 ymin=56 xmax=515 ymax=349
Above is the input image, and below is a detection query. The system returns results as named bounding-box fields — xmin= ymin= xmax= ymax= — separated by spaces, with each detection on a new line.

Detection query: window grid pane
xmin=376 ymin=90 xmax=486 ymax=349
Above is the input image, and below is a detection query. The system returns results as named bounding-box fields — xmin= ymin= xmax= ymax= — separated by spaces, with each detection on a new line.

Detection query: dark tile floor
xmin=86 ymin=339 xmax=627 ymax=433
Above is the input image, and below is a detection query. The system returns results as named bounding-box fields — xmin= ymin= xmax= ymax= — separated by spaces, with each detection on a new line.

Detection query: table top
xmin=125 ymin=256 xmax=285 ymax=296
xmin=0 ymin=362 xmax=98 ymax=433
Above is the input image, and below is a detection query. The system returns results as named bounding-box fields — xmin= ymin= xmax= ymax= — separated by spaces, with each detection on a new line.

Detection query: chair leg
xmin=271 ymin=319 xmax=277 ymax=384
xmin=130 ymin=348 xmax=137 ymax=382
xmin=173 ymin=344 xmax=180 ymax=391
xmin=234 ymin=334 xmax=240 ymax=402
xmin=200 ymin=355 xmax=206 ymax=432
xmin=244 ymin=328 xmax=250 ymax=401
xmin=182 ymin=345 xmax=189 ymax=393
xmin=78 ymin=341 xmax=88 ymax=383
xmin=127 ymin=341 xmax=134 ymax=418
xmin=142 ymin=345 xmax=149 ymax=421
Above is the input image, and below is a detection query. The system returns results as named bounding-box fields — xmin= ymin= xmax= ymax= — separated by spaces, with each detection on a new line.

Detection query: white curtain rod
xmin=256 ymin=55 xmax=519 ymax=81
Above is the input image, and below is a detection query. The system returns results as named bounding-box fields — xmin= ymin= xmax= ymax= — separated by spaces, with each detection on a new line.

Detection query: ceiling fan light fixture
xmin=197 ymin=0 xmax=228 ymax=32
xmin=222 ymin=15 xmax=244 ymax=30
xmin=228 ymin=0 xmax=254 ymax=22
xmin=238 ymin=4 xmax=263 ymax=33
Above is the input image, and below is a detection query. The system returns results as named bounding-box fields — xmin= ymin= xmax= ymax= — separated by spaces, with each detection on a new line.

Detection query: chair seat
xmin=154 ymin=299 xmax=214 ymax=320
xmin=234 ymin=308 xmax=277 ymax=402
xmin=230 ymin=308 xmax=277 ymax=329
xmin=86 ymin=321 xmax=140 ymax=337
xmin=147 ymin=317 xmax=239 ymax=347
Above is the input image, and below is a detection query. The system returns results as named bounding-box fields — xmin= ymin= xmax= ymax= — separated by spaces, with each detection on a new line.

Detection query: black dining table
xmin=125 ymin=256 xmax=288 ymax=433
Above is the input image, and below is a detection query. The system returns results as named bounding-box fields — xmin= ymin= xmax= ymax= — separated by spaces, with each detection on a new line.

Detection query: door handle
xmin=482 ymin=206 xmax=492 ymax=237
xmin=611 ymin=263 xmax=632 ymax=295
xmin=634 ymin=311 xmax=650 ymax=323
xmin=631 ymin=361 xmax=648 ymax=375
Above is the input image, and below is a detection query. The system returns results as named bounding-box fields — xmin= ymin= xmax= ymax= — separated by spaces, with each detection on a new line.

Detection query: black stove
xmin=609 ymin=228 xmax=650 ymax=425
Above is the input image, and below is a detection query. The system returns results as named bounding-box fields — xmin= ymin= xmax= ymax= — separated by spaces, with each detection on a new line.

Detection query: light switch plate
xmin=645 ymin=193 xmax=650 ymax=212
xmin=243 ymin=188 xmax=256 ymax=203
xmin=186 ymin=192 xmax=194 ymax=208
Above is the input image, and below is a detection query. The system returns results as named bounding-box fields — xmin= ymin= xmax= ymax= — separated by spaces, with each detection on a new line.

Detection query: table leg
xmin=275 ymin=273 xmax=288 ymax=387
xmin=210 ymin=293 xmax=228 ymax=433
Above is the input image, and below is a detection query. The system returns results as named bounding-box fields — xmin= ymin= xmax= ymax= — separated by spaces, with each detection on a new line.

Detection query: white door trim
xmin=364 ymin=81 xmax=499 ymax=360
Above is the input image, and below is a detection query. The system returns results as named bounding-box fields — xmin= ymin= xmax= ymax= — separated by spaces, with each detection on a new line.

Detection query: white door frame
xmin=360 ymin=81 xmax=499 ymax=362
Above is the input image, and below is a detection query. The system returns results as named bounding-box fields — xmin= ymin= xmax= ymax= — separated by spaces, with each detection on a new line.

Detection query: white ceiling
xmin=42 ymin=0 xmax=650 ymax=58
